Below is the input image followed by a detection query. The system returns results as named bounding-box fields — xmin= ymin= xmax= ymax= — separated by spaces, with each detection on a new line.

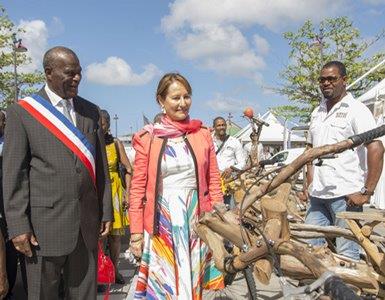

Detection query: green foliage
xmin=270 ymin=105 xmax=308 ymax=122
xmin=275 ymin=16 xmax=385 ymax=122
xmin=0 ymin=6 xmax=44 ymax=109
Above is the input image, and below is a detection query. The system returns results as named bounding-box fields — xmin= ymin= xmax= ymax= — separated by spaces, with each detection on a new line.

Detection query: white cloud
xmin=161 ymin=0 xmax=347 ymax=33
xmin=253 ymin=34 xmax=270 ymax=55
xmin=86 ymin=56 xmax=161 ymax=86
xmin=204 ymin=52 xmax=265 ymax=78
xmin=16 ymin=17 xmax=66 ymax=73
xmin=206 ymin=94 xmax=258 ymax=113
xmin=161 ymin=0 xmax=347 ymax=80
xmin=17 ymin=19 xmax=49 ymax=73
xmin=175 ymin=24 xmax=265 ymax=79
xmin=176 ymin=25 xmax=249 ymax=60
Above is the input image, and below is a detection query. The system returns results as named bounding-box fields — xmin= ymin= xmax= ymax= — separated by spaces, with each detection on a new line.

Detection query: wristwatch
xmin=360 ymin=186 xmax=374 ymax=196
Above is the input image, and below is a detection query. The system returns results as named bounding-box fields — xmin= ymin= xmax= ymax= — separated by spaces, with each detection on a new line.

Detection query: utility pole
xmin=113 ymin=114 xmax=119 ymax=137
xmin=227 ymin=112 xmax=233 ymax=123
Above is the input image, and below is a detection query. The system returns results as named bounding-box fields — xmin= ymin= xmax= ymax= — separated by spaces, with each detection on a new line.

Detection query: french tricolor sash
xmin=18 ymin=94 xmax=96 ymax=184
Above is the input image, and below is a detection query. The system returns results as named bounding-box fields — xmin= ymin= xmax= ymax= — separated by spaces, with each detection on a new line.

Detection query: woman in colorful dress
xmin=101 ymin=109 xmax=132 ymax=284
xmin=129 ymin=73 xmax=225 ymax=299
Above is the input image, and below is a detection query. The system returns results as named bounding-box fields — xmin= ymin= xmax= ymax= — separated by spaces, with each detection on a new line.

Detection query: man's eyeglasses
xmin=318 ymin=76 xmax=342 ymax=84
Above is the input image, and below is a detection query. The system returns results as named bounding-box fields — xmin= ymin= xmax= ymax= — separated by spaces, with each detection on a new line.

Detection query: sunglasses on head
xmin=318 ymin=76 xmax=342 ymax=84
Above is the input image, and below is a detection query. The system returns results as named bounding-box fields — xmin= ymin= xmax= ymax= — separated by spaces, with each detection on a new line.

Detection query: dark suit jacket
xmin=2 ymin=88 xmax=112 ymax=256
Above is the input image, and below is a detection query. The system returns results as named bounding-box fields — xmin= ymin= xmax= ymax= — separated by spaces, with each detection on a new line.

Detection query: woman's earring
xmin=161 ymin=106 xmax=166 ymax=114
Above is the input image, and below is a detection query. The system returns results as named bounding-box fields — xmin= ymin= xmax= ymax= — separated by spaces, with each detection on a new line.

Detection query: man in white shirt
xmin=212 ymin=117 xmax=246 ymax=205
xmin=243 ymin=135 xmax=263 ymax=165
xmin=305 ymin=61 xmax=384 ymax=260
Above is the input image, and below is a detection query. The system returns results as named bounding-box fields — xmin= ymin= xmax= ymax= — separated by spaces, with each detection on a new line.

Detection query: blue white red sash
xmin=18 ymin=94 xmax=96 ymax=184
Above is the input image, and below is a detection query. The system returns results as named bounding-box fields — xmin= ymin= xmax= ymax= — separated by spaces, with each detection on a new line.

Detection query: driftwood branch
xmin=198 ymin=128 xmax=385 ymax=295
xmin=346 ymin=219 xmax=385 ymax=274
xmin=241 ymin=139 xmax=354 ymax=213
xmin=290 ymin=223 xmax=385 ymax=243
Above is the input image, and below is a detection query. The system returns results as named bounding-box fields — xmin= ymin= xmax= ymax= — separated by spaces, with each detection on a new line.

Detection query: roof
xmin=226 ymin=120 xmax=242 ymax=136
xmin=234 ymin=111 xmax=306 ymax=143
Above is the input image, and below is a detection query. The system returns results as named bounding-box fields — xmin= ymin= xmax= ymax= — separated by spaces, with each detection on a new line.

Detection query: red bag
xmin=97 ymin=242 xmax=115 ymax=284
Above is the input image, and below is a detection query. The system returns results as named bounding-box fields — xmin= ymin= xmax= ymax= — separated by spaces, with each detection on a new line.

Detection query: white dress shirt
xmin=44 ymin=84 xmax=77 ymax=126
xmin=213 ymin=134 xmax=246 ymax=172
xmin=243 ymin=142 xmax=263 ymax=160
xmin=308 ymin=93 xmax=377 ymax=198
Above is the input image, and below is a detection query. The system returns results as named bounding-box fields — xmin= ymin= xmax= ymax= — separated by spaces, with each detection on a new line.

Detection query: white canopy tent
xmin=357 ymin=79 xmax=385 ymax=209
xmin=357 ymin=79 xmax=385 ymax=105
xmin=234 ymin=111 xmax=306 ymax=147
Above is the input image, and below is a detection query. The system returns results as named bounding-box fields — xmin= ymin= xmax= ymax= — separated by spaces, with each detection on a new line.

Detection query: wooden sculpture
xmin=197 ymin=125 xmax=385 ymax=297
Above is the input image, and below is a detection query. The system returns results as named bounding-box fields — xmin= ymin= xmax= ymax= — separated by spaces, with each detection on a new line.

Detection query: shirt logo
xmin=336 ymin=112 xmax=347 ymax=118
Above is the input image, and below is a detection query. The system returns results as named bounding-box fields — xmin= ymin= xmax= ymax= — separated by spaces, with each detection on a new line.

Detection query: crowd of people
xmin=0 ymin=45 xmax=381 ymax=300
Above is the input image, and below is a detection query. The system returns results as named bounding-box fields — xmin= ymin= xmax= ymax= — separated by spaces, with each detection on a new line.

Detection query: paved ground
xmin=96 ymin=242 xmax=137 ymax=300
xmin=11 ymin=236 xmax=137 ymax=300
xmin=10 ymin=235 xmax=283 ymax=300
xmin=9 ymin=206 xmax=385 ymax=299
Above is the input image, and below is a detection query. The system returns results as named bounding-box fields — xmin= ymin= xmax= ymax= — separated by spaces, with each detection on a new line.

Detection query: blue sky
xmin=5 ymin=0 xmax=385 ymax=135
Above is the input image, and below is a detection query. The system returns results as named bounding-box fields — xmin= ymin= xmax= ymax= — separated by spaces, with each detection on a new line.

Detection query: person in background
xmin=212 ymin=116 xmax=246 ymax=206
xmin=129 ymin=72 xmax=224 ymax=299
xmin=305 ymin=61 xmax=384 ymax=260
xmin=3 ymin=46 xmax=112 ymax=299
xmin=100 ymin=109 xmax=132 ymax=284
xmin=0 ymin=112 xmax=4 ymax=152
xmin=260 ymin=145 xmax=272 ymax=161
xmin=0 ymin=227 xmax=6 ymax=299
xmin=0 ymin=111 xmax=8 ymax=299
xmin=243 ymin=132 xmax=263 ymax=165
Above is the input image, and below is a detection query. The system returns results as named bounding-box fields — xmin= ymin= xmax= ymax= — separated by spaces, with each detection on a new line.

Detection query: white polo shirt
xmin=213 ymin=135 xmax=246 ymax=172
xmin=308 ymin=93 xmax=376 ymax=199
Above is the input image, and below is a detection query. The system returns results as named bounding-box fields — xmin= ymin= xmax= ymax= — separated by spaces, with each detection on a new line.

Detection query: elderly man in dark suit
xmin=2 ymin=46 xmax=112 ymax=299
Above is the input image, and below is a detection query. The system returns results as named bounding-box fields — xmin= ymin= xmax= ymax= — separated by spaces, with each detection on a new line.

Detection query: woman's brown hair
xmin=156 ymin=73 xmax=192 ymax=104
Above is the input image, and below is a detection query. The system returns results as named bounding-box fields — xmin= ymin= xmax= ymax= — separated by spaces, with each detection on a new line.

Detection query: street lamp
xmin=12 ymin=33 xmax=28 ymax=102
xmin=113 ymin=114 xmax=119 ymax=137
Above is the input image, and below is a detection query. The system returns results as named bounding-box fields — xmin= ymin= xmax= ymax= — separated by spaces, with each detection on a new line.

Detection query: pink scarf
xmin=143 ymin=115 xmax=202 ymax=138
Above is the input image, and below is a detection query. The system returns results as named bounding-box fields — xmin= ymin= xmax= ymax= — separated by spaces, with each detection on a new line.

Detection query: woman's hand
xmin=130 ymin=233 xmax=144 ymax=259
xmin=122 ymin=200 xmax=129 ymax=211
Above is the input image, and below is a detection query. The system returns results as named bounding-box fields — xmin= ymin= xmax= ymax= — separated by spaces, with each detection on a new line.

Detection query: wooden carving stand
xmin=198 ymin=186 xmax=382 ymax=295
xmin=197 ymin=136 xmax=385 ymax=296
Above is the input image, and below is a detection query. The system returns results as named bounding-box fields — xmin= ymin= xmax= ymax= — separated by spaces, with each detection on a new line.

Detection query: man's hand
xmin=0 ymin=272 xmax=8 ymax=299
xmin=99 ymin=221 xmax=112 ymax=238
xmin=346 ymin=192 xmax=370 ymax=207
xmin=222 ymin=168 xmax=232 ymax=179
xmin=12 ymin=233 xmax=38 ymax=257
xmin=297 ymin=190 xmax=309 ymax=202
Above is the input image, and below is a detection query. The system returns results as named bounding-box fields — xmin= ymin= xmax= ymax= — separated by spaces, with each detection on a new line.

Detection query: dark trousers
xmin=25 ymin=233 xmax=97 ymax=300
xmin=5 ymin=241 xmax=17 ymax=294
xmin=5 ymin=241 xmax=28 ymax=299
xmin=224 ymin=194 xmax=232 ymax=206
